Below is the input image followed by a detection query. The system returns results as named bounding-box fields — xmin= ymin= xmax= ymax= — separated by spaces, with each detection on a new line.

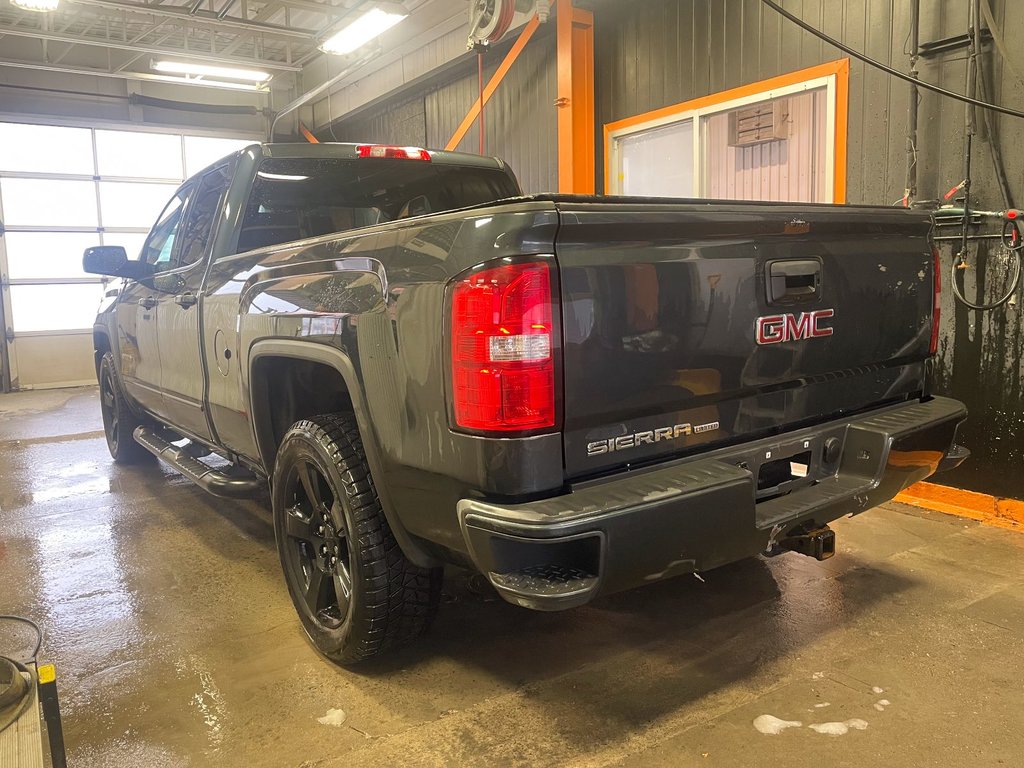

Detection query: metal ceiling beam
xmin=114 ymin=17 xmax=175 ymax=71
xmin=66 ymin=0 xmax=319 ymax=40
xmin=271 ymin=0 xmax=352 ymax=17
xmin=270 ymin=44 xmax=375 ymax=136
xmin=0 ymin=24 xmax=303 ymax=70
xmin=217 ymin=0 xmax=289 ymax=56
xmin=51 ymin=16 xmax=102 ymax=64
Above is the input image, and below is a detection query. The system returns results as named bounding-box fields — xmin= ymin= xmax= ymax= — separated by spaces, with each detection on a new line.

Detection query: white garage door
xmin=0 ymin=121 xmax=254 ymax=390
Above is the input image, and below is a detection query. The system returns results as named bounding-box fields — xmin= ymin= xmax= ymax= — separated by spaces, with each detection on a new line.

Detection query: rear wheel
xmin=272 ymin=413 xmax=442 ymax=664
xmin=98 ymin=351 xmax=150 ymax=465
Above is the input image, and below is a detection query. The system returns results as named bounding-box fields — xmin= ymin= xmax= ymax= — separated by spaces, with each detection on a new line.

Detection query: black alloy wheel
xmin=279 ymin=456 xmax=354 ymax=629
xmin=98 ymin=351 xmax=149 ymax=464
xmin=272 ymin=413 xmax=442 ymax=664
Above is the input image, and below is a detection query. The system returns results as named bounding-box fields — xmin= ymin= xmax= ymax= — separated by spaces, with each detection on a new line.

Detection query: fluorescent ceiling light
xmin=11 ymin=0 xmax=59 ymax=11
xmin=319 ymin=8 xmax=408 ymax=55
xmin=152 ymin=60 xmax=271 ymax=82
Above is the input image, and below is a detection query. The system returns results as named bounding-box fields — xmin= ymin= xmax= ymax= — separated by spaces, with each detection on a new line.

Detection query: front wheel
xmin=272 ymin=413 xmax=442 ymax=664
xmin=98 ymin=351 xmax=150 ymax=464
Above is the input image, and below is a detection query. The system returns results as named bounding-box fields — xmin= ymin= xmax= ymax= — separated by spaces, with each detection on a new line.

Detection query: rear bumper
xmin=458 ymin=396 xmax=967 ymax=611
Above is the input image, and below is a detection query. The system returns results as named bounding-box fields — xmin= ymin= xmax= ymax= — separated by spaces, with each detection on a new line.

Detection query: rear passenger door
xmin=152 ymin=161 xmax=234 ymax=442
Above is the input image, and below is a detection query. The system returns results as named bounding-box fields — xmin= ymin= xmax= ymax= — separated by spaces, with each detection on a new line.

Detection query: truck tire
xmin=98 ymin=351 xmax=151 ymax=465
xmin=272 ymin=413 xmax=442 ymax=664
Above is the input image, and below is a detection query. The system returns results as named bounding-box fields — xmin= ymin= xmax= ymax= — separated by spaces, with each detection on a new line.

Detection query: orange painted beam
xmin=445 ymin=12 xmax=545 ymax=152
xmin=299 ymin=123 xmax=319 ymax=144
xmin=557 ymin=0 xmax=572 ymax=187
xmin=556 ymin=0 xmax=594 ymax=193
xmin=895 ymin=481 xmax=1024 ymax=532
xmin=832 ymin=58 xmax=849 ymax=204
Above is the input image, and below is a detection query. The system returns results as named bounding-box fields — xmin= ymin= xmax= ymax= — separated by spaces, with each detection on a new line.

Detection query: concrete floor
xmin=1 ymin=388 xmax=1023 ymax=768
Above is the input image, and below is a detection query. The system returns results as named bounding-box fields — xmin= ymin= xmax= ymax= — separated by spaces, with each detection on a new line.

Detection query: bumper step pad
xmin=490 ymin=565 xmax=598 ymax=598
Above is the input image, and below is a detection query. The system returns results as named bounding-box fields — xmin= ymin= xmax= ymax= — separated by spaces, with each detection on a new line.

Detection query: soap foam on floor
xmin=317 ymin=708 xmax=347 ymax=726
xmin=753 ymin=715 xmax=803 ymax=735
xmin=808 ymin=718 xmax=869 ymax=736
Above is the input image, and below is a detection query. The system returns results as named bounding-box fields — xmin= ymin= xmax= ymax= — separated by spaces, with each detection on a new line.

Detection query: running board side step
xmin=133 ymin=425 xmax=263 ymax=499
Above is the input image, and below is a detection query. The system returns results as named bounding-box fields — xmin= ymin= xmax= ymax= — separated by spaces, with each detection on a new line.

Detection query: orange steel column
xmin=832 ymin=58 xmax=850 ymax=203
xmin=556 ymin=0 xmax=594 ymax=193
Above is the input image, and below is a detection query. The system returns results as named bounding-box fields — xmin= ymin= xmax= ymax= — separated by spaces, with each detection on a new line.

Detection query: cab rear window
xmin=235 ymin=158 xmax=519 ymax=254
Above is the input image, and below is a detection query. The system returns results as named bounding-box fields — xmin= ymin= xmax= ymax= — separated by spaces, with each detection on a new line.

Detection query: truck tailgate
xmin=554 ymin=199 xmax=935 ymax=479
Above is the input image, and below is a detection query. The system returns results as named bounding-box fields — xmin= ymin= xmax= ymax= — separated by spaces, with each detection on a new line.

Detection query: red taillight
xmin=930 ymin=247 xmax=941 ymax=355
xmin=356 ymin=144 xmax=431 ymax=161
xmin=450 ymin=261 xmax=556 ymax=432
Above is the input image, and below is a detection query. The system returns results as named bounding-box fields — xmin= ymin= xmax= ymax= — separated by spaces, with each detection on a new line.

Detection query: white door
xmin=0 ymin=121 xmax=253 ymax=390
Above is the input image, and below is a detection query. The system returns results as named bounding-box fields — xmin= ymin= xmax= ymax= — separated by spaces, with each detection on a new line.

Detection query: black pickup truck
xmin=85 ymin=142 xmax=968 ymax=663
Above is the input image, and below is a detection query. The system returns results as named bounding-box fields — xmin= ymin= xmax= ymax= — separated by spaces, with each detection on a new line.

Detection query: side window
xmin=140 ymin=185 xmax=192 ymax=271
xmin=176 ymin=164 xmax=232 ymax=268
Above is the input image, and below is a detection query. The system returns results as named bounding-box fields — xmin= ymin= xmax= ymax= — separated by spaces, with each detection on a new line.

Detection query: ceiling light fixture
xmin=151 ymin=60 xmax=271 ymax=82
xmin=319 ymin=7 xmax=408 ymax=55
xmin=10 ymin=0 xmax=59 ymax=12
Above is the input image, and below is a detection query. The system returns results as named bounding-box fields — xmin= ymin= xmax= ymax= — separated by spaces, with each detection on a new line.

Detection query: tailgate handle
xmin=767 ymin=259 xmax=821 ymax=304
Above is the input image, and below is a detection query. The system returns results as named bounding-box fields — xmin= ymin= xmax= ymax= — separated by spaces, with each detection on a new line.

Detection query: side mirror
xmin=83 ymin=246 xmax=154 ymax=280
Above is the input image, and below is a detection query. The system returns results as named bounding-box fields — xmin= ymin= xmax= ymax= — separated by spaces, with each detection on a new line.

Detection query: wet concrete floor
xmin=1 ymin=387 xmax=1023 ymax=767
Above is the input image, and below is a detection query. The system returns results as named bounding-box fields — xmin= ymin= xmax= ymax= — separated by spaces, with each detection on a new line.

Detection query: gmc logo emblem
xmin=756 ymin=309 xmax=835 ymax=345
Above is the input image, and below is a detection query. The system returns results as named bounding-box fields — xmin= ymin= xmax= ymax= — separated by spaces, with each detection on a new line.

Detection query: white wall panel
xmin=703 ymin=88 xmax=827 ymax=203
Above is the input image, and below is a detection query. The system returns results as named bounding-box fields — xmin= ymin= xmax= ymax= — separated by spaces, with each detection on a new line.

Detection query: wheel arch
xmin=92 ymin=326 xmax=111 ymax=378
xmin=248 ymin=339 xmax=438 ymax=568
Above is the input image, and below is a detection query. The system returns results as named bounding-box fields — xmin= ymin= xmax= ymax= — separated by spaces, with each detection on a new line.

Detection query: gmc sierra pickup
xmin=85 ymin=142 xmax=968 ymax=664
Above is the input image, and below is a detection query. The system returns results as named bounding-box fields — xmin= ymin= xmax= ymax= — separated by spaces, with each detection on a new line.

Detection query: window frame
xmin=604 ymin=59 xmax=850 ymax=204
xmin=615 ymin=117 xmax=695 ymax=199
xmin=172 ymin=160 xmax=236 ymax=272
xmin=139 ymin=182 xmax=195 ymax=273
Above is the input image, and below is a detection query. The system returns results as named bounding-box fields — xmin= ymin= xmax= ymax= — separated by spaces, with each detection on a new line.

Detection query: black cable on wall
xmin=759 ymin=0 xmax=1024 ymax=120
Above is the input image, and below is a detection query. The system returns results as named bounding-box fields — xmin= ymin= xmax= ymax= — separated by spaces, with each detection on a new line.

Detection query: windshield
xmin=236 ymin=157 xmax=520 ymax=253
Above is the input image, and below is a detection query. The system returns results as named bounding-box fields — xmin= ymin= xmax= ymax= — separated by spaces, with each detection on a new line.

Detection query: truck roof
xmin=255 ymin=141 xmax=509 ymax=171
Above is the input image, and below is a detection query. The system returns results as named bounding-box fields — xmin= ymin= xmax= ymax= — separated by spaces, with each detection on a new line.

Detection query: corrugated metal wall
xmin=328 ymin=96 xmax=428 ymax=147
xmin=595 ymin=0 xmax=914 ymax=206
xmin=327 ymin=27 xmax=558 ymax=194
xmin=327 ymin=0 xmax=1024 ymax=498
xmin=595 ymin=0 xmax=1024 ymax=498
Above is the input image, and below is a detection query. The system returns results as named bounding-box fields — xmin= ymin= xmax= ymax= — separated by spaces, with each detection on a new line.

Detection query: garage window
xmin=605 ymin=60 xmax=849 ymax=204
xmin=0 ymin=122 xmax=254 ymax=336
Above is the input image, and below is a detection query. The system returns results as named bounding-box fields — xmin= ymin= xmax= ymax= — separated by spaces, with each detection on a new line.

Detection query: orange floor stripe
xmin=894 ymin=481 xmax=1024 ymax=532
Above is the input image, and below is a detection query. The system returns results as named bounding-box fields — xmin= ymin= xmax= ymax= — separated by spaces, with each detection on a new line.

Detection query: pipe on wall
xmin=129 ymin=93 xmax=270 ymax=116
xmin=904 ymin=0 xmax=919 ymax=205
xmin=269 ymin=49 xmax=379 ymax=141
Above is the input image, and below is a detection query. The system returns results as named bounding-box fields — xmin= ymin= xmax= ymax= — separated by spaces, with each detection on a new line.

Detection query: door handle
xmin=138 ymin=296 xmax=157 ymax=310
xmin=766 ymin=259 xmax=822 ymax=304
xmin=174 ymin=292 xmax=198 ymax=309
